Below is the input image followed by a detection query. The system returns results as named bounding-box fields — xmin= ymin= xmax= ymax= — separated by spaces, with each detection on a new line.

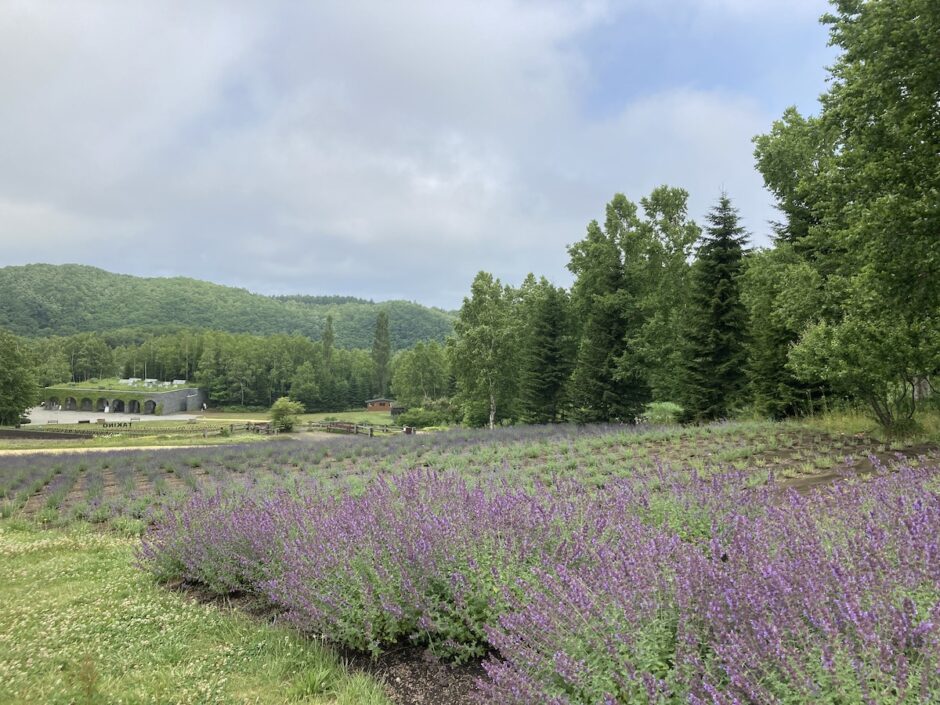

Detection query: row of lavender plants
xmin=140 ymin=456 xmax=940 ymax=704
xmin=3 ymin=422 xmax=789 ymax=526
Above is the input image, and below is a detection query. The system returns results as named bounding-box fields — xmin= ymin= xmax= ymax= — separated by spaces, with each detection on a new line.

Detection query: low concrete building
xmin=44 ymin=384 xmax=207 ymax=415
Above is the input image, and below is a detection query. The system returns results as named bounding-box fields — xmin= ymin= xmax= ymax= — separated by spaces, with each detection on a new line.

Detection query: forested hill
xmin=0 ymin=264 xmax=454 ymax=349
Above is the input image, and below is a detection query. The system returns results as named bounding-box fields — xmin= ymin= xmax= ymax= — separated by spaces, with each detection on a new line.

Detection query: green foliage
xmin=390 ymin=341 xmax=451 ymax=407
xmin=0 ymin=263 xmax=453 ymax=349
xmin=624 ymin=187 xmax=700 ymax=403
xmin=270 ymin=397 xmax=304 ymax=432
xmin=640 ymin=402 xmax=684 ymax=425
xmin=567 ymin=189 xmax=699 ymax=422
xmin=450 ymin=272 xmax=518 ymax=429
xmin=681 ymin=194 xmax=749 ymax=421
xmin=0 ymin=328 xmax=37 ymax=426
xmin=515 ymin=275 xmax=575 ymax=424
xmin=567 ymin=204 xmax=645 ymax=422
xmin=395 ymin=407 xmax=450 ymax=429
xmin=740 ymin=246 xmax=829 ymax=418
xmin=788 ymin=298 xmax=939 ymax=434
xmin=753 ymin=0 xmax=940 ymax=432
xmin=371 ymin=310 xmax=391 ymax=397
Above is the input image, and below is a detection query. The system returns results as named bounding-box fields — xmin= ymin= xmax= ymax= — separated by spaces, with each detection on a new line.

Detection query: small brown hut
xmin=365 ymin=398 xmax=395 ymax=412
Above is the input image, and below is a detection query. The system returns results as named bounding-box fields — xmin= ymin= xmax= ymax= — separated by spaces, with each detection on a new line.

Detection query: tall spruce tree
xmin=682 ymin=194 xmax=749 ymax=421
xmin=516 ymin=276 xmax=574 ymax=423
xmin=371 ymin=310 xmax=391 ymax=397
xmin=321 ymin=315 xmax=335 ymax=365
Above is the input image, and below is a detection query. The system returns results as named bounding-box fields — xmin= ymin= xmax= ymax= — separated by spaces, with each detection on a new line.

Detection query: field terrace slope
xmin=0 ymin=263 xmax=454 ymax=349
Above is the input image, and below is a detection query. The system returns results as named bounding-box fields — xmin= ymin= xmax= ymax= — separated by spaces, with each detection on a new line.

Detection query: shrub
xmin=640 ymin=401 xmax=684 ymax=425
xmin=396 ymin=407 xmax=449 ymax=429
xmin=138 ymin=450 xmax=940 ymax=703
xmin=270 ymin=397 xmax=304 ymax=432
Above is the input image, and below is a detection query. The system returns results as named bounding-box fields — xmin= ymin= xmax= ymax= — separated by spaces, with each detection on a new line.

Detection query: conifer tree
xmin=681 ymin=194 xmax=749 ymax=421
xmin=371 ymin=310 xmax=391 ymax=397
xmin=516 ymin=276 xmax=574 ymax=423
xmin=321 ymin=315 xmax=335 ymax=365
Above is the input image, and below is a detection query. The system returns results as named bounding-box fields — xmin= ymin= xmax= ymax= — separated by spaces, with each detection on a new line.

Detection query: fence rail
xmin=307 ymin=421 xmax=402 ymax=436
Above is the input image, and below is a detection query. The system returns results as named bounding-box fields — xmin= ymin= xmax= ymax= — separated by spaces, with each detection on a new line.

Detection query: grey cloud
xmin=0 ymin=0 xmax=825 ymax=308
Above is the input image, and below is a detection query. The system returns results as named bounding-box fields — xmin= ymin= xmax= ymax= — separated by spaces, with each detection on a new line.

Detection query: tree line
xmin=446 ymin=1 xmax=939 ymax=432
xmin=1 ymin=314 xmax=397 ymax=416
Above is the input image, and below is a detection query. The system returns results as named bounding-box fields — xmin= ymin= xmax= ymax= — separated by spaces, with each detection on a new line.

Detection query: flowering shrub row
xmin=139 ymin=462 xmax=940 ymax=703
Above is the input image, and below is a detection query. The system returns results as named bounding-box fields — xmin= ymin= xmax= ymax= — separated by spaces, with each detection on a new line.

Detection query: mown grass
xmin=0 ymin=522 xmax=390 ymax=705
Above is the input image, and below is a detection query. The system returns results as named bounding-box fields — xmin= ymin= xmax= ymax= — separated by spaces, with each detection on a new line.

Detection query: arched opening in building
xmin=64 ymin=397 xmax=78 ymax=411
xmin=143 ymin=400 xmax=157 ymax=415
xmin=112 ymin=399 xmax=125 ymax=413
xmin=128 ymin=400 xmax=141 ymax=414
xmin=96 ymin=398 xmax=108 ymax=412
xmin=79 ymin=398 xmax=93 ymax=412
xmin=48 ymin=397 xmax=60 ymax=410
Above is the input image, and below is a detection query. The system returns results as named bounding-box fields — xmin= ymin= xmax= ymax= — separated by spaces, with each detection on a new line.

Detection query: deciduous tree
xmin=0 ymin=328 xmax=37 ymax=426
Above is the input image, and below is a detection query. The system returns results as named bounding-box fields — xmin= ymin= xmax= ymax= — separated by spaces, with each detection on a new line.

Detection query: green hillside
xmin=0 ymin=264 xmax=454 ymax=349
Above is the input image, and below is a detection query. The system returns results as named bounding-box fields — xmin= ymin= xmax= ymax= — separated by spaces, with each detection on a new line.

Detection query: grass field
xmin=0 ymin=523 xmax=389 ymax=705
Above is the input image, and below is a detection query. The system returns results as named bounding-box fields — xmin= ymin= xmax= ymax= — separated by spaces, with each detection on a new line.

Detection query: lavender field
xmin=3 ymin=422 xmax=939 ymax=703
xmin=0 ymin=422 xmax=878 ymax=528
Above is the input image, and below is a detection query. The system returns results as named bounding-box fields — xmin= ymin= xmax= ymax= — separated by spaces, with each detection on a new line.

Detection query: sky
xmin=0 ymin=0 xmax=835 ymax=309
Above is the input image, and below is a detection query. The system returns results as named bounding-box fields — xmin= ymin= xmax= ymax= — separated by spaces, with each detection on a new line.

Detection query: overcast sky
xmin=0 ymin=0 xmax=834 ymax=308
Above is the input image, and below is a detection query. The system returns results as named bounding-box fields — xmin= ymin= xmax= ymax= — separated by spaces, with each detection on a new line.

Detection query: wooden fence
xmin=306 ymin=421 xmax=402 ymax=436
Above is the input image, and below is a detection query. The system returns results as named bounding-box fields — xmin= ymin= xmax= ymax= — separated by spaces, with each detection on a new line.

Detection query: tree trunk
xmin=489 ymin=390 xmax=496 ymax=430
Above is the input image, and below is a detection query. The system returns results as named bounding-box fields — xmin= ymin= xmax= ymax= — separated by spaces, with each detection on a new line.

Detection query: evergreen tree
xmin=370 ymin=310 xmax=391 ymax=397
xmin=681 ymin=194 xmax=749 ymax=421
xmin=516 ymin=277 xmax=574 ymax=423
xmin=321 ymin=315 xmax=335 ymax=365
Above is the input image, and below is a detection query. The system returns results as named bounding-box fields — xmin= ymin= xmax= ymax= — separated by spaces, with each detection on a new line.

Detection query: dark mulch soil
xmin=340 ymin=645 xmax=485 ymax=705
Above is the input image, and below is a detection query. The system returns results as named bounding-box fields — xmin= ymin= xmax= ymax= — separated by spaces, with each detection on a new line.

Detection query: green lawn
xmin=44 ymin=378 xmax=191 ymax=392
xmin=0 ymin=522 xmax=390 ymax=705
